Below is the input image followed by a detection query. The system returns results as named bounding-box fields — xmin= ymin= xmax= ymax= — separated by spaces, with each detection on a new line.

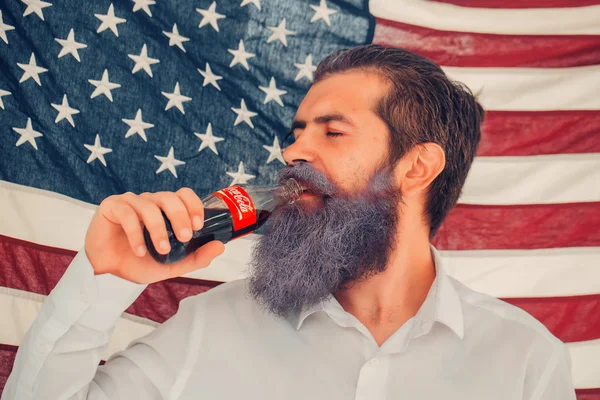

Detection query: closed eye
xmin=280 ymin=130 xmax=342 ymax=149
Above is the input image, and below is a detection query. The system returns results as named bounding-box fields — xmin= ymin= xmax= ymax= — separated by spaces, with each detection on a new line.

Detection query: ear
xmin=396 ymin=143 xmax=445 ymax=197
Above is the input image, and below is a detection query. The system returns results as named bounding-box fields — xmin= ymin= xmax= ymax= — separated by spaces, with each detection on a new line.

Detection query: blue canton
xmin=0 ymin=0 xmax=374 ymax=204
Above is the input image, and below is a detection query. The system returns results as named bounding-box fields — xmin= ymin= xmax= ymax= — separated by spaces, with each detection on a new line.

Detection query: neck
xmin=333 ymin=222 xmax=435 ymax=346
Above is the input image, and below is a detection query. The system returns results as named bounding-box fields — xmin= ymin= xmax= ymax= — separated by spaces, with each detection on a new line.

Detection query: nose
xmin=282 ymin=132 xmax=315 ymax=166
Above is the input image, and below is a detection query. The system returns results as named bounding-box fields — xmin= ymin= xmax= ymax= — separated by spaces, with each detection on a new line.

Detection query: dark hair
xmin=313 ymin=44 xmax=484 ymax=238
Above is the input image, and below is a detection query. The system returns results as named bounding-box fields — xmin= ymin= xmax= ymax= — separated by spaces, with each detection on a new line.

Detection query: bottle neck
xmin=208 ymin=178 xmax=303 ymax=214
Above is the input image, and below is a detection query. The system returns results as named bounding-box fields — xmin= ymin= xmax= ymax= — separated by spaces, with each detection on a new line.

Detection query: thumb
xmin=166 ymin=240 xmax=226 ymax=279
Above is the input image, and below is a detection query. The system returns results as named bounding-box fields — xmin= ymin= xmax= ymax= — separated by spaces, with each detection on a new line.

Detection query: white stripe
xmin=461 ymin=154 xmax=600 ymax=205
xmin=369 ymin=0 xmax=600 ymax=35
xmin=0 ymin=180 xmax=95 ymax=251
xmin=442 ymin=247 xmax=600 ymax=298
xmin=1 ymin=286 xmax=598 ymax=389
xmin=568 ymin=338 xmax=600 ymax=389
xmin=2 ymin=180 xmax=600 ymax=297
xmin=442 ymin=65 xmax=600 ymax=111
xmin=198 ymin=247 xmax=600 ymax=299
xmin=0 ymin=287 xmax=156 ymax=360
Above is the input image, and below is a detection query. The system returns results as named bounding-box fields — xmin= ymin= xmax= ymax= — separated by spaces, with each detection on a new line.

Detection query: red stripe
xmin=578 ymin=389 xmax=600 ymax=400
xmin=373 ymin=18 xmax=600 ymax=68
xmin=1 ymin=235 xmax=598 ymax=343
xmin=0 ymin=344 xmax=17 ymax=391
xmin=0 ymin=234 xmax=215 ymax=324
xmin=503 ymin=295 xmax=600 ymax=343
xmin=434 ymin=202 xmax=600 ymax=251
xmin=479 ymin=111 xmax=600 ymax=156
xmin=431 ymin=0 xmax=600 ymax=8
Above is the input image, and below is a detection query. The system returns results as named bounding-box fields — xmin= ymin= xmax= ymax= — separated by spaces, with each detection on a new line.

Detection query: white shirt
xmin=4 ymin=245 xmax=576 ymax=400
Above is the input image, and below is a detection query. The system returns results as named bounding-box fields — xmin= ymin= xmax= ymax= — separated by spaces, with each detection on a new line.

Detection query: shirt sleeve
xmin=2 ymin=248 xmax=207 ymax=400
xmin=528 ymin=344 xmax=577 ymax=400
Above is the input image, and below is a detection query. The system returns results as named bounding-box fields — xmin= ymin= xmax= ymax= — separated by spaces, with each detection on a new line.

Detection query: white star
xmin=196 ymin=1 xmax=226 ymax=32
xmin=128 ymin=44 xmax=159 ymax=77
xmin=162 ymin=82 xmax=192 ymax=114
xmin=163 ymin=23 xmax=189 ymax=53
xmin=122 ymin=109 xmax=154 ymax=142
xmin=263 ymin=137 xmax=285 ymax=165
xmin=132 ymin=0 xmax=155 ymax=17
xmin=259 ymin=77 xmax=287 ymax=107
xmin=266 ymin=18 xmax=296 ymax=47
xmin=197 ymin=63 xmax=223 ymax=91
xmin=12 ymin=118 xmax=43 ymax=150
xmin=51 ymin=94 xmax=80 ymax=127
xmin=0 ymin=11 xmax=15 ymax=44
xmin=228 ymin=40 xmax=255 ymax=70
xmin=231 ymin=99 xmax=257 ymax=128
xmin=55 ymin=29 xmax=87 ymax=62
xmin=89 ymin=69 xmax=121 ymax=102
xmin=294 ymin=54 xmax=317 ymax=82
xmin=95 ymin=4 xmax=126 ymax=37
xmin=310 ymin=0 xmax=337 ymax=27
xmin=0 ymin=89 xmax=11 ymax=110
xmin=194 ymin=123 xmax=224 ymax=155
xmin=84 ymin=134 xmax=113 ymax=167
xmin=17 ymin=53 xmax=48 ymax=86
xmin=240 ymin=0 xmax=261 ymax=10
xmin=226 ymin=161 xmax=256 ymax=185
xmin=21 ymin=0 xmax=52 ymax=21
xmin=155 ymin=147 xmax=185 ymax=177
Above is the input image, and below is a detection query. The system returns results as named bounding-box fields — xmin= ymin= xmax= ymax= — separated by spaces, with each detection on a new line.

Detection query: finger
xmin=121 ymin=193 xmax=170 ymax=254
xmin=109 ymin=201 xmax=147 ymax=257
xmin=166 ymin=240 xmax=226 ymax=279
xmin=176 ymin=187 xmax=205 ymax=231
xmin=99 ymin=195 xmax=123 ymax=225
xmin=143 ymin=191 xmax=193 ymax=243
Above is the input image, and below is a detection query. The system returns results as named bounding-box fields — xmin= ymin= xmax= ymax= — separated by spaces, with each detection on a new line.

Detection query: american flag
xmin=0 ymin=0 xmax=599 ymax=397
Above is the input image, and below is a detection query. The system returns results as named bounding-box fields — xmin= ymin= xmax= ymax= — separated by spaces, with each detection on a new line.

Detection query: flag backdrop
xmin=0 ymin=0 xmax=599 ymax=396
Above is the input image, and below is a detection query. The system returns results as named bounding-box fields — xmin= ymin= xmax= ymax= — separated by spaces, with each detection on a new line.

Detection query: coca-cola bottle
xmin=143 ymin=179 xmax=303 ymax=264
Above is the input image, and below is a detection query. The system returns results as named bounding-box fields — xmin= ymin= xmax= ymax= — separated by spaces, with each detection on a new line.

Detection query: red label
xmin=214 ymin=186 xmax=257 ymax=232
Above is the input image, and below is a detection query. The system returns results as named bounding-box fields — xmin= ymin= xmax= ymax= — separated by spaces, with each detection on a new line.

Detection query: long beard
xmin=248 ymin=164 xmax=401 ymax=318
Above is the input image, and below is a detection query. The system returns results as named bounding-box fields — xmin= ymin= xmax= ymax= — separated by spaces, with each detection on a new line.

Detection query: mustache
xmin=277 ymin=163 xmax=338 ymax=197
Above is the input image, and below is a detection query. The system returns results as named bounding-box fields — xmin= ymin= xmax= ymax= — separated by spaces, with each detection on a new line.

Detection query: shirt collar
xmin=415 ymin=244 xmax=464 ymax=339
xmin=288 ymin=244 xmax=464 ymax=340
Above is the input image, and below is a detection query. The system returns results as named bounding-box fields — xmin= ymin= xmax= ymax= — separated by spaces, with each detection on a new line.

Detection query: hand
xmin=85 ymin=188 xmax=225 ymax=284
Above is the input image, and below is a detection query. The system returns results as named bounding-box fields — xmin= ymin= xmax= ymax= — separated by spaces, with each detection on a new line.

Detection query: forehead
xmin=295 ymin=70 xmax=389 ymax=120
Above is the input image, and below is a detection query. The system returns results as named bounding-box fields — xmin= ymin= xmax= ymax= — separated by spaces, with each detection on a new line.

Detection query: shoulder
xmin=186 ymin=279 xmax=251 ymax=308
xmin=450 ymin=276 xmax=567 ymax=360
xmin=450 ymin=278 xmax=575 ymax=396
xmin=181 ymin=279 xmax=279 ymax=325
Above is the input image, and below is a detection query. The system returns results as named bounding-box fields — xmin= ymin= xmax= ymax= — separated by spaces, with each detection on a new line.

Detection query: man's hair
xmin=313 ymin=44 xmax=484 ymax=238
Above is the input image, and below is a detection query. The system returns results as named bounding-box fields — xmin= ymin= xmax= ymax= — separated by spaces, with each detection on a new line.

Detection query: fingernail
xmin=160 ymin=240 xmax=170 ymax=251
xmin=193 ymin=216 xmax=203 ymax=230
xmin=136 ymin=246 xmax=146 ymax=257
xmin=180 ymin=228 xmax=191 ymax=240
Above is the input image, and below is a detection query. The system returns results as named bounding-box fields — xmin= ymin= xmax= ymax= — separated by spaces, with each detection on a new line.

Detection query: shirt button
xmin=368 ymin=358 xmax=379 ymax=366
xmin=80 ymin=290 xmax=89 ymax=303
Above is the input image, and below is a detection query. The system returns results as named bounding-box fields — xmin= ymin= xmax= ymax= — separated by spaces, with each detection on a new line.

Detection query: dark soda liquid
xmin=144 ymin=208 xmax=271 ymax=264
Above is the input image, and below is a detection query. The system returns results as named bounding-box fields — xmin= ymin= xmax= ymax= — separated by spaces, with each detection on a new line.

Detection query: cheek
xmin=328 ymin=156 xmax=371 ymax=193
xmin=319 ymin=139 xmax=388 ymax=192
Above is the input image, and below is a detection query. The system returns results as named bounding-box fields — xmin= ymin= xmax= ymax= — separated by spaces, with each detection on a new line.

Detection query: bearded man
xmin=4 ymin=45 xmax=576 ymax=400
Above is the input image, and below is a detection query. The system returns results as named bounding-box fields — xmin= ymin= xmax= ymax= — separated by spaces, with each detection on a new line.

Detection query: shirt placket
xmin=355 ymin=355 xmax=389 ymax=400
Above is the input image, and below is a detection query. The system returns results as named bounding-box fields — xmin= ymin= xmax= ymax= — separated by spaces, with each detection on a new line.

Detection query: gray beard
xmin=248 ymin=163 xmax=401 ymax=319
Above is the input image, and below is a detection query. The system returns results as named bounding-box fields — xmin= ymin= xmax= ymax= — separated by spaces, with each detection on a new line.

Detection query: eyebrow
xmin=290 ymin=113 xmax=355 ymax=132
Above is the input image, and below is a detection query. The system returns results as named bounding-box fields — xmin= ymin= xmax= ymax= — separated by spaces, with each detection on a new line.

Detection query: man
xmin=4 ymin=45 xmax=575 ymax=399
